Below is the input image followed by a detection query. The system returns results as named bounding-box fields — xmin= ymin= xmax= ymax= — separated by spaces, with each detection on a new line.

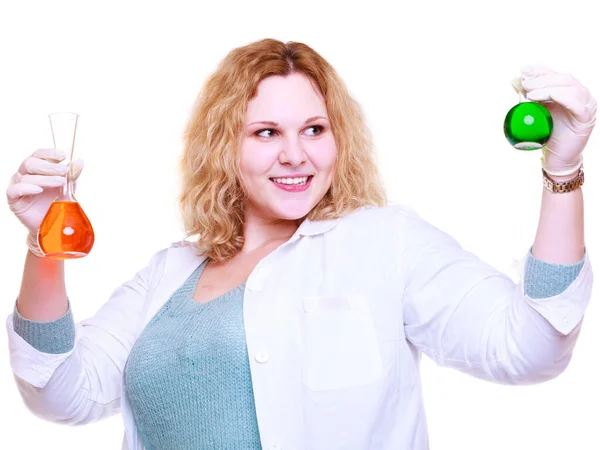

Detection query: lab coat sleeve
xmin=5 ymin=248 xmax=168 ymax=425
xmin=399 ymin=208 xmax=593 ymax=385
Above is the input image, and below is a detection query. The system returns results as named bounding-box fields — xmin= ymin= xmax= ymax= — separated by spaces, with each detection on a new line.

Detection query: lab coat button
xmin=254 ymin=349 xmax=270 ymax=363
xmin=269 ymin=443 xmax=283 ymax=450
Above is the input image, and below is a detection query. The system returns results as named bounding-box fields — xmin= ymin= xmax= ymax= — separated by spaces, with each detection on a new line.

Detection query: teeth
xmin=272 ymin=176 xmax=309 ymax=185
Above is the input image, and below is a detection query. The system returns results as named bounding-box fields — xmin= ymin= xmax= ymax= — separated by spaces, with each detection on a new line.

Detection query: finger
xmin=6 ymin=183 xmax=44 ymax=200
xmin=522 ymin=73 xmax=580 ymax=91
xmin=511 ymin=76 xmax=525 ymax=95
xmin=527 ymin=86 xmax=593 ymax=122
xmin=520 ymin=64 xmax=556 ymax=79
xmin=19 ymin=174 xmax=67 ymax=188
xmin=19 ymin=156 xmax=70 ymax=177
xmin=69 ymin=159 xmax=85 ymax=181
xmin=31 ymin=148 xmax=68 ymax=162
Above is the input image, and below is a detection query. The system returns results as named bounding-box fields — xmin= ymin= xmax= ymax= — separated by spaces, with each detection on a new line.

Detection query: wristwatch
xmin=542 ymin=166 xmax=584 ymax=193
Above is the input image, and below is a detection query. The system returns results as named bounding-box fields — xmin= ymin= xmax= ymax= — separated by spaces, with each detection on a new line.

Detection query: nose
xmin=278 ymin=136 xmax=307 ymax=166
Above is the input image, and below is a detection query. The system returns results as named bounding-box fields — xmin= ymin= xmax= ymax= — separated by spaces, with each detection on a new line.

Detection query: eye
xmin=255 ymin=128 xmax=277 ymax=139
xmin=305 ymin=125 xmax=324 ymax=136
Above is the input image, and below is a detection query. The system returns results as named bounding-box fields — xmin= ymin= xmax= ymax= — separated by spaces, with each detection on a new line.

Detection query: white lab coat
xmin=6 ymin=204 xmax=593 ymax=450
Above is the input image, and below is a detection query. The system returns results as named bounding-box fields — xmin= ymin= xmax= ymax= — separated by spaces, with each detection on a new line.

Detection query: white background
xmin=1 ymin=0 xmax=598 ymax=448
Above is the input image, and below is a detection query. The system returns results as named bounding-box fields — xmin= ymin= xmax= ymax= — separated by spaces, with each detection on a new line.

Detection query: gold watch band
xmin=542 ymin=167 xmax=584 ymax=193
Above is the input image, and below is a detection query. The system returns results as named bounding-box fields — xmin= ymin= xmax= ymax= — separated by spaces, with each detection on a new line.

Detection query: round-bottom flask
xmin=504 ymin=95 xmax=553 ymax=151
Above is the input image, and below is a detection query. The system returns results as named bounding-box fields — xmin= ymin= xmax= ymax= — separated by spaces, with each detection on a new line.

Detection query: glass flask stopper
xmin=38 ymin=112 xmax=95 ymax=259
xmin=503 ymin=83 xmax=553 ymax=150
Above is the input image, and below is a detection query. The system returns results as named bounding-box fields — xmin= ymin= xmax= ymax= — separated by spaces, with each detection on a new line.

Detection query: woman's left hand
xmin=512 ymin=65 xmax=597 ymax=176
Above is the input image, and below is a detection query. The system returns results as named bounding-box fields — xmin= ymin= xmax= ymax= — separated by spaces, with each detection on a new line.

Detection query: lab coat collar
xmin=172 ymin=211 xmax=345 ymax=254
xmin=296 ymin=215 xmax=342 ymax=236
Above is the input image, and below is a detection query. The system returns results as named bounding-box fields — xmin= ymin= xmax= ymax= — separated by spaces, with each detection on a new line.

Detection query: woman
xmin=5 ymin=38 xmax=595 ymax=450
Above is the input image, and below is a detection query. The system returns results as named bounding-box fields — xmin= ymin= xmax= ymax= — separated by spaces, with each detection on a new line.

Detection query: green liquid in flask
xmin=503 ymin=102 xmax=553 ymax=150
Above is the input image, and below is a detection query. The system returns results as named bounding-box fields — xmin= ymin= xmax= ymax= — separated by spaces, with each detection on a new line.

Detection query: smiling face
xmin=239 ymin=73 xmax=337 ymax=223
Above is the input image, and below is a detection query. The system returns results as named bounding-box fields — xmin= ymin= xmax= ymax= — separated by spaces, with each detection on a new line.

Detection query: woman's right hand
xmin=6 ymin=148 xmax=84 ymax=234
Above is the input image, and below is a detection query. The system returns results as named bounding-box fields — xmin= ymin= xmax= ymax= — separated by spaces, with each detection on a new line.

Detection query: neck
xmin=241 ymin=214 xmax=302 ymax=254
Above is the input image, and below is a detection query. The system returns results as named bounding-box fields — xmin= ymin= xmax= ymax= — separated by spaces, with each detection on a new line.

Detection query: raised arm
xmin=402 ymin=65 xmax=595 ymax=383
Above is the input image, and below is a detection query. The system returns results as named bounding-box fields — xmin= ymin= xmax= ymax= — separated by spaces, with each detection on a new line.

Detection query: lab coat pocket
xmin=301 ymin=295 xmax=384 ymax=392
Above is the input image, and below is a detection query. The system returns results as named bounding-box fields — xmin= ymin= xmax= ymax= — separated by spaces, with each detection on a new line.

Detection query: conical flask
xmin=38 ymin=112 xmax=95 ymax=259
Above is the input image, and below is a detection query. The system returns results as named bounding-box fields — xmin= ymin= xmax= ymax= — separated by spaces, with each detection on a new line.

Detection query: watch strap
xmin=542 ymin=166 xmax=584 ymax=193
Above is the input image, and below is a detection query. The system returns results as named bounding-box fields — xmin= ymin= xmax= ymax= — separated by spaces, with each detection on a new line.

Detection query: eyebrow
xmin=246 ymin=115 xmax=328 ymax=127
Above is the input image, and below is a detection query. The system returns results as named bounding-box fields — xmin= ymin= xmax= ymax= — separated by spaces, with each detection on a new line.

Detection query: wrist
xmin=541 ymin=166 xmax=584 ymax=193
xmin=546 ymin=172 xmax=579 ymax=183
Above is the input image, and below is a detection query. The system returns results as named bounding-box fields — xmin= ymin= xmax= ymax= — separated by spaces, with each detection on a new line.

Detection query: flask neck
xmin=48 ymin=112 xmax=79 ymax=203
xmin=57 ymin=168 xmax=77 ymax=202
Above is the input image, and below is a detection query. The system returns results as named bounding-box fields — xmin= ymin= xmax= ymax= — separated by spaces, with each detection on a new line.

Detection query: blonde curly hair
xmin=178 ymin=38 xmax=387 ymax=262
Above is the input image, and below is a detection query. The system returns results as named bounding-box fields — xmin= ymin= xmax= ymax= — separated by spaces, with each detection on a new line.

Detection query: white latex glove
xmin=6 ymin=148 xmax=84 ymax=256
xmin=512 ymin=65 xmax=597 ymax=177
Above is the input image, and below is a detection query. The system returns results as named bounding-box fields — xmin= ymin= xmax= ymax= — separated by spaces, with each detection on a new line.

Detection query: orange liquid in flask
xmin=38 ymin=201 xmax=95 ymax=259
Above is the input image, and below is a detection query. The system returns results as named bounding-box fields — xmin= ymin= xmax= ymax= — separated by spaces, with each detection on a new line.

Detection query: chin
xmin=271 ymin=206 xmax=312 ymax=221
xmin=267 ymin=198 xmax=319 ymax=221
